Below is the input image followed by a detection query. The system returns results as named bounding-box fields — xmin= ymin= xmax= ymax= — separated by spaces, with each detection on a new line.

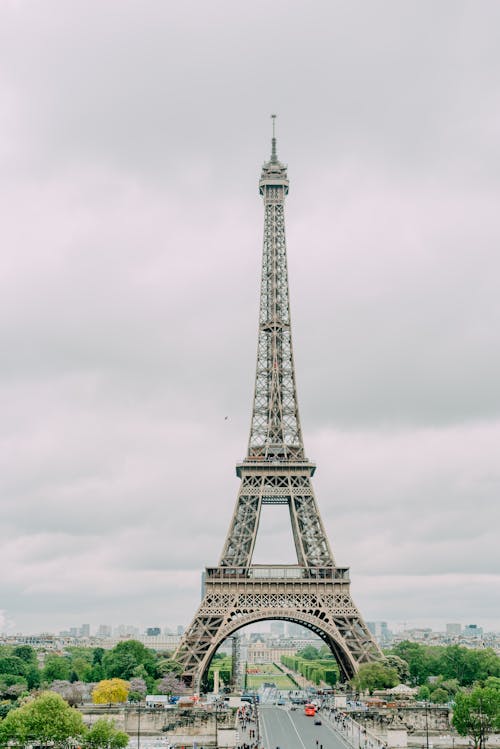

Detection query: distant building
xmin=446 ymin=623 xmax=462 ymax=635
xmin=176 ymin=625 xmax=185 ymax=636
xmin=80 ymin=624 xmax=90 ymax=637
xmin=463 ymin=624 xmax=483 ymax=637
xmin=146 ymin=627 xmax=161 ymax=636
xmin=97 ymin=625 xmax=112 ymax=638
xmin=247 ymin=643 xmax=297 ymax=663
xmin=114 ymin=624 xmax=140 ymax=638
xmin=366 ymin=621 xmax=392 ymax=645
xmin=249 ymin=632 xmax=266 ymax=643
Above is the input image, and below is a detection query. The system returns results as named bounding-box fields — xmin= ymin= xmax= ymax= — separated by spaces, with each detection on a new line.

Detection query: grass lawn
xmin=245 ymin=663 xmax=297 ymax=690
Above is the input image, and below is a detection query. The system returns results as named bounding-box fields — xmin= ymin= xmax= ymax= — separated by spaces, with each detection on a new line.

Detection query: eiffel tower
xmin=175 ymin=121 xmax=381 ymax=691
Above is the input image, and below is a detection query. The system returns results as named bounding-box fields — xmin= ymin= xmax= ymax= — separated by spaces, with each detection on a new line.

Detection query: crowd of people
xmin=237 ymin=702 xmax=260 ymax=749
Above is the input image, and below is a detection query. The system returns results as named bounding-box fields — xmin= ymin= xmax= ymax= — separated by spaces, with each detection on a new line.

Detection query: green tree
xmin=0 ymin=656 xmax=28 ymax=676
xmin=384 ymin=655 xmax=410 ymax=683
xmin=430 ymin=687 xmax=449 ymax=703
xmin=43 ymin=655 xmax=71 ymax=682
xmin=318 ymin=646 xmax=335 ymax=660
xmin=484 ymin=677 xmax=500 ymax=691
xmin=351 ymin=662 xmax=399 ymax=694
xmin=0 ymin=691 xmax=86 ymax=747
xmin=465 ymin=649 xmax=500 ymax=685
xmin=93 ymin=648 xmax=105 ymax=665
xmin=297 ymin=646 xmax=320 ymax=661
xmin=102 ymin=641 xmax=156 ymax=680
xmin=90 ymin=663 xmax=105 ymax=682
xmin=452 ymin=686 xmax=500 ymax=749
xmin=438 ymin=646 xmax=500 ymax=686
xmin=71 ymin=658 xmax=93 ymax=682
xmin=389 ymin=642 xmax=434 ymax=685
xmin=12 ymin=645 xmax=37 ymax=666
xmin=26 ymin=664 xmax=42 ymax=689
xmin=418 ymin=685 xmax=431 ymax=700
xmin=0 ymin=703 xmax=13 ymax=719
xmin=83 ymin=718 xmax=128 ymax=749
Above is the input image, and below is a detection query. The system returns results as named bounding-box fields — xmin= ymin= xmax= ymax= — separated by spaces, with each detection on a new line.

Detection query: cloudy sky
xmin=1 ymin=0 xmax=499 ymax=636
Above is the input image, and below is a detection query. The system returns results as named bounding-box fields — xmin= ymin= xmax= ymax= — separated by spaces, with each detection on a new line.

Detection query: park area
xmin=245 ymin=663 xmax=297 ymax=690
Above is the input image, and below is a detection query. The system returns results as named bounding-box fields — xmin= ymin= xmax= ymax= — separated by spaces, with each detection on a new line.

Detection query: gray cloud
xmin=1 ymin=0 xmax=499 ymax=633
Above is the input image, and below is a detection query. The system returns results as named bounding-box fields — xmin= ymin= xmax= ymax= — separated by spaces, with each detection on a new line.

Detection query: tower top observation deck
xmin=259 ymin=114 xmax=289 ymax=195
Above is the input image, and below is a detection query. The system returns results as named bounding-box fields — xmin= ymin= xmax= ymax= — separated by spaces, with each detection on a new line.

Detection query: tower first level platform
xmin=176 ymin=564 xmax=379 ymax=691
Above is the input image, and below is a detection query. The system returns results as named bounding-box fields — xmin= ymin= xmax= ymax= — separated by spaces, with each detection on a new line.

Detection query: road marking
xmin=261 ymin=708 xmax=271 ymax=749
xmin=283 ymin=709 xmax=309 ymax=749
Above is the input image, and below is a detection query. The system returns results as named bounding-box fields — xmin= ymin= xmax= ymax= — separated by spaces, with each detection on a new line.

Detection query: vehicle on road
xmin=304 ymin=703 xmax=316 ymax=716
xmin=314 ymin=719 xmax=322 ymax=725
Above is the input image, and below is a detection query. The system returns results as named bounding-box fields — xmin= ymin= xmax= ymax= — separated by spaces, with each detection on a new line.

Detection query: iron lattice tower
xmin=175 ymin=126 xmax=381 ymax=691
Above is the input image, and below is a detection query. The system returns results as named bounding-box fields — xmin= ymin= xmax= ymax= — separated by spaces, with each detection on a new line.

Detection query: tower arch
xmin=197 ymin=612 xmax=359 ymax=694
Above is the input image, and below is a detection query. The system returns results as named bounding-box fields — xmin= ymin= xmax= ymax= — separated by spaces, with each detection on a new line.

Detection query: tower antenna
xmin=271 ymin=113 xmax=277 ymax=162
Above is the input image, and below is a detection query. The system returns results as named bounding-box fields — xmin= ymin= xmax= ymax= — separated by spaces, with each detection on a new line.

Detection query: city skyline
xmin=1 ymin=1 xmax=499 ymax=634
xmin=2 ymin=618 xmax=498 ymax=639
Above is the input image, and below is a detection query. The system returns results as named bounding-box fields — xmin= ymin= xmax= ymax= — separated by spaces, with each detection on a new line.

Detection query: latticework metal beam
xmin=174 ymin=131 xmax=382 ymax=691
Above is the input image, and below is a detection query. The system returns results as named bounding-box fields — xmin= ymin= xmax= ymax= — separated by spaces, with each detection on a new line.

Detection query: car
xmin=314 ymin=719 xmax=322 ymax=726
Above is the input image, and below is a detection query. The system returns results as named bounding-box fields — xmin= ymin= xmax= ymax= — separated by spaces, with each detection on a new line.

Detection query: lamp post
xmin=215 ymin=700 xmax=224 ymax=749
xmin=137 ymin=701 xmax=141 ymax=749
xmin=255 ymin=696 xmax=260 ymax=748
xmin=425 ymin=701 xmax=429 ymax=749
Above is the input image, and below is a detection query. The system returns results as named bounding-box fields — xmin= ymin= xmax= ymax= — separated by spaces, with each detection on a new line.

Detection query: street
xmin=259 ymin=706 xmax=348 ymax=749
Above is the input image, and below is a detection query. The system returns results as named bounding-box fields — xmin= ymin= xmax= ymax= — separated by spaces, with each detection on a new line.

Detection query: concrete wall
xmin=350 ymin=707 xmax=451 ymax=735
xmin=80 ymin=705 xmax=234 ymax=738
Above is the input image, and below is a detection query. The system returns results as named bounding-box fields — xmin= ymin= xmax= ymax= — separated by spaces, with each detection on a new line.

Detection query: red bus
xmin=304 ymin=703 xmax=316 ymax=716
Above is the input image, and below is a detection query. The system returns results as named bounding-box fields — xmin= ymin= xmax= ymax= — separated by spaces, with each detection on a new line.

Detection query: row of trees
xmin=281 ymin=653 xmax=339 ymax=686
xmin=0 ymin=640 xmax=183 ymax=703
xmin=388 ymin=642 xmax=500 ymax=687
xmin=349 ymin=644 xmax=500 ymax=697
xmin=283 ymin=645 xmax=340 ymax=686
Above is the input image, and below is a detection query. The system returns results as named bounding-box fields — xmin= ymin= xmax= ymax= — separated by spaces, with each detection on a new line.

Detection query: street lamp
xmin=425 ymin=701 xmax=429 ymax=749
xmin=254 ymin=696 xmax=260 ymax=748
xmin=131 ymin=701 xmax=141 ymax=749
xmin=214 ymin=700 xmax=224 ymax=749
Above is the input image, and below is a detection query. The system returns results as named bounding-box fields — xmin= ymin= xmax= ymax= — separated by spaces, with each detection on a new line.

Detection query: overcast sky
xmin=1 ymin=0 xmax=499 ymax=637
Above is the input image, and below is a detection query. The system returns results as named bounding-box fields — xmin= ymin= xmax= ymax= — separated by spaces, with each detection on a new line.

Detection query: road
xmin=259 ymin=706 xmax=348 ymax=749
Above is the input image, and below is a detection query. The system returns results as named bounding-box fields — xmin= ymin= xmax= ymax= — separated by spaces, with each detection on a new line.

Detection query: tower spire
xmin=271 ymin=113 xmax=278 ymax=162
xmin=251 ymin=121 xmax=301 ymax=462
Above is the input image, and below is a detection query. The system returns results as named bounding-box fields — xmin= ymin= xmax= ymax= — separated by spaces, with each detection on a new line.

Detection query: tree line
xmin=0 ymin=640 xmax=184 ymax=716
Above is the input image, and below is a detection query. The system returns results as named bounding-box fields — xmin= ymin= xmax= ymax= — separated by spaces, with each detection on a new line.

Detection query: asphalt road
xmin=259 ymin=706 xmax=347 ymax=749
